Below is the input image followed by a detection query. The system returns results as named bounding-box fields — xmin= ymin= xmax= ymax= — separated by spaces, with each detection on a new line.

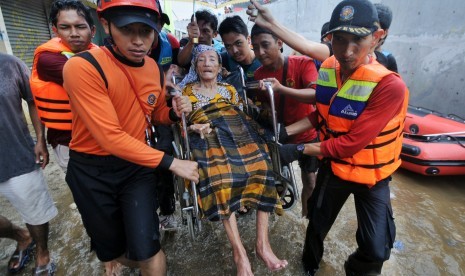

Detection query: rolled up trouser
xmin=303 ymin=164 xmax=395 ymax=274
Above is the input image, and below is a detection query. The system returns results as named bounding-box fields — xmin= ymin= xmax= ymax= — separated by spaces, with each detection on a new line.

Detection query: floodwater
xmin=1 ymin=157 xmax=464 ymax=276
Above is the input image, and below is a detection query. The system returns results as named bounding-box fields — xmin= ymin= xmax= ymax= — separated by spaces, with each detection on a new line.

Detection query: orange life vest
xmin=315 ymin=56 xmax=409 ymax=185
xmin=30 ymin=38 xmax=97 ymax=130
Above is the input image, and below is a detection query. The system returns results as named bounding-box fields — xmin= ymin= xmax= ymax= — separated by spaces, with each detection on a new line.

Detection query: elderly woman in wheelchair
xmin=179 ymin=45 xmax=288 ymax=274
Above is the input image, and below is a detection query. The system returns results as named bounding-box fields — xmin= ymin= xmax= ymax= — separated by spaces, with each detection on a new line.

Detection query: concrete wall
xmin=233 ymin=0 xmax=465 ymax=118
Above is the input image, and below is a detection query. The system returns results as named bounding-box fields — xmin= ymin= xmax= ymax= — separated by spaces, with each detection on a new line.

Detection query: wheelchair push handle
xmin=264 ymin=82 xmax=280 ymax=142
xmin=170 ymin=75 xmax=202 ymax=232
xmin=237 ymin=66 xmax=249 ymax=114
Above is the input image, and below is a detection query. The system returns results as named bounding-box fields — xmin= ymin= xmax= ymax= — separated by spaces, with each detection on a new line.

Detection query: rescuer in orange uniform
xmin=62 ymin=1 xmax=199 ymax=275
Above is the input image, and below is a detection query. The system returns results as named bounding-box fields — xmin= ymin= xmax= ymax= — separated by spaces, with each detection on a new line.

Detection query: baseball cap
xmin=374 ymin=3 xmax=393 ymax=30
xmin=107 ymin=6 xmax=159 ymax=30
xmin=320 ymin=21 xmax=330 ymax=38
xmin=156 ymin=0 xmax=170 ymax=25
xmin=324 ymin=0 xmax=379 ymax=39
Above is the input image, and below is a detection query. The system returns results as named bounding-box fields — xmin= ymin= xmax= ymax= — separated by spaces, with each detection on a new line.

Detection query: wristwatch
xmin=297 ymin=144 xmax=305 ymax=154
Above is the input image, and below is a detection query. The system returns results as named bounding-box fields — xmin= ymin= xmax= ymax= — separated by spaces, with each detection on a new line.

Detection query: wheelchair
xmin=171 ymin=67 xmax=299 ymax=240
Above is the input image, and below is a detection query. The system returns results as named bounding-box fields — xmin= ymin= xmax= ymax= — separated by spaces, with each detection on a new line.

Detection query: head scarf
xmin=178 ymin=44 xmax=222 ymax=88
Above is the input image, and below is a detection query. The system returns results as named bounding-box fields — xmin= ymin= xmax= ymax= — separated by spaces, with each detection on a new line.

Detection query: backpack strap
xmin=278 ymin=56 xmax=289 ymax=123
xmin=156 ymin=62 xmax=164 ymax=88
xmin=76 ymin=51 xmax=108 ymax=89
xmin=75 ymin=51 xmax=164 ymax=89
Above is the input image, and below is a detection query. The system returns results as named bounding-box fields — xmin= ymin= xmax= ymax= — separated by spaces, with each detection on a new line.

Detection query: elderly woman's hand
xmin=189 ymin=123 xmax=212 ymax=139
xmin=221 ymin=67 xmax=230 ymax=78
xmin=172 ymin=95 xmax=192 ymax=117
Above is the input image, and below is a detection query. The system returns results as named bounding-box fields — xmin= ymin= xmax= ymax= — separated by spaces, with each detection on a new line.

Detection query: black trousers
xmin=154 ymin=125 xmax=175 ymax=216
xmin=302 ymin=163 xmax=396 ymax=275
xmin=66 ymin=151 xmax=161 ymax=262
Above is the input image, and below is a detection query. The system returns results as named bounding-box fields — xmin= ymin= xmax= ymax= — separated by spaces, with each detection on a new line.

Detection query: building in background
xmin=0 ymin=0 xmax=101 ymax=67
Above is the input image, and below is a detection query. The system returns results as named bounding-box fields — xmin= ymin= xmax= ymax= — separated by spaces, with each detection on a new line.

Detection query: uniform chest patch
xmin=286 ymin=78 xmax=295 ymax=88
xmin=147 ymin=94 xmax=156 ymax=105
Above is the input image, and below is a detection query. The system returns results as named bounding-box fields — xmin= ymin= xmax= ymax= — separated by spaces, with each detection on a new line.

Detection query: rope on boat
xmin=404 ymin=133 xmax=465 ymax=148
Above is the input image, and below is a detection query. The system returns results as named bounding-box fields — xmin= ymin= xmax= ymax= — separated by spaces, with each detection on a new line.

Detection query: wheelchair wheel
xmin=276 ymin=165 xmax=297 ymax=210
xmin=186 ymin=209 xmax=195 ymax=241
xmin=181 ymin=188 xmax=201 ymax=240
xmin=276 ymin=183 xmax=296 ymax=210
xmin=183 ymin=205 xmax=201 ymax=241
xmin=171 ymin=124 xmax=185 ymax=204
xmin=174 ymin=176 xmax=187 ymax=208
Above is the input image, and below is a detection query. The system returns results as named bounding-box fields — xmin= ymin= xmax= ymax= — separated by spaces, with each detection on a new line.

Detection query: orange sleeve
xmin=151 ymin=92 xmax=177 ymax=125
xmin=64 ymin=55 xmax=173 ymax=169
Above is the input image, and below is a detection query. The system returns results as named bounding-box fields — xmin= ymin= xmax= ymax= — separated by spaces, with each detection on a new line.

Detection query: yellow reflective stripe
xmin=61 ymin=51 xmax=75 ymax=59
xmin=338 ymin=80 xmax=377 ymax=101
xmin=160 ymin=56 xmax=172 ymax=65
xmin=317 ymin=67 xmax=337 ymax=87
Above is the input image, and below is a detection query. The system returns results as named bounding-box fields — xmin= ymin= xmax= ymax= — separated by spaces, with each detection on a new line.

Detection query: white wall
xmin=228 ymin=0 xmax=465 ymax=118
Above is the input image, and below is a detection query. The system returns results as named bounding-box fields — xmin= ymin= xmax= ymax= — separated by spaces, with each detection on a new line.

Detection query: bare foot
xmin=256 ymin=245 xmax=288 ymax=272
xmin=104 ymin=260 xmax=123 ymax=276
xmin=233 ymin=250 xmax=254 ymax=276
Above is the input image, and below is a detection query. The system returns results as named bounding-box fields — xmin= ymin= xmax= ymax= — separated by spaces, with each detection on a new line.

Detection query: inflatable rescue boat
xmin=400 ymin=105 xmax=465 ymax=175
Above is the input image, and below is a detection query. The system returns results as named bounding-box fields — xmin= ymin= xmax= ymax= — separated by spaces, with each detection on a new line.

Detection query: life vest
xmin=157 ymin=31 xmax=173 ymax=71
xmin=315 ymin=56 xmax=409 ymax=185
xmin=30 ymin=38 xmax=97 ymax=130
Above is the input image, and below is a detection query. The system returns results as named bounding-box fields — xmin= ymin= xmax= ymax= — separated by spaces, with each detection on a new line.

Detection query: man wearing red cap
xmin=63 ymin=1 xmax=199 ymax=275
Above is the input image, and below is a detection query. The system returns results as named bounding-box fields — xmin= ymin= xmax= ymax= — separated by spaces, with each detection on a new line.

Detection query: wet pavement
xmin=1 ymin=157 xmax=464 ymax=275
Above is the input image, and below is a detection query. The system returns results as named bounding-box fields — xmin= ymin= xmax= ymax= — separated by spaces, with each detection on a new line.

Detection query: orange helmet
xmin=97 ymin=0 xmax=160 ymax=30
xmin=97 ymin=0 xmax=159 ymax=16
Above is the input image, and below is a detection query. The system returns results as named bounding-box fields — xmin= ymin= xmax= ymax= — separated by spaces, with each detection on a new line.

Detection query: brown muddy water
xmin=1 ymin=154 xmax=464 ymax=276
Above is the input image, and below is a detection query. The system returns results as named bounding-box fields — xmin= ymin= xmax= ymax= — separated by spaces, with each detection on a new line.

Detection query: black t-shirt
xmin=375 ymin=51 xmax=398 ymax=73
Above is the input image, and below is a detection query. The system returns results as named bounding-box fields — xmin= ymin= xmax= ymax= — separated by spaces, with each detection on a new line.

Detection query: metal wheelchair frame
xmin=238 ymin=66 xmax=300 ymax=211
xmin=171 ymin=67 xmax=300 ymax=240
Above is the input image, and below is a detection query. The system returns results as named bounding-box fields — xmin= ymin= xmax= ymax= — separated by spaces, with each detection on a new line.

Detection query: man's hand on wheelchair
xmin=189 ymin=123 xmax=212 ymax=139
xmin=172 ymin=95 xmax=192 ymax=117
xmin=279 ymin=143 xmax=305 ymax=164
xmin=169 ymin=159 xmax=199 ymax=184
xmin=259 ymin=78 xmax=283 ymax=93
xmin=165 ymin=64 xmax=184 ymax=97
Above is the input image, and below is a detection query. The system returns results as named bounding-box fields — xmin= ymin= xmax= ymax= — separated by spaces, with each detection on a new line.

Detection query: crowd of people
xmin=0 ymin=0 xmax=408 ymax=275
